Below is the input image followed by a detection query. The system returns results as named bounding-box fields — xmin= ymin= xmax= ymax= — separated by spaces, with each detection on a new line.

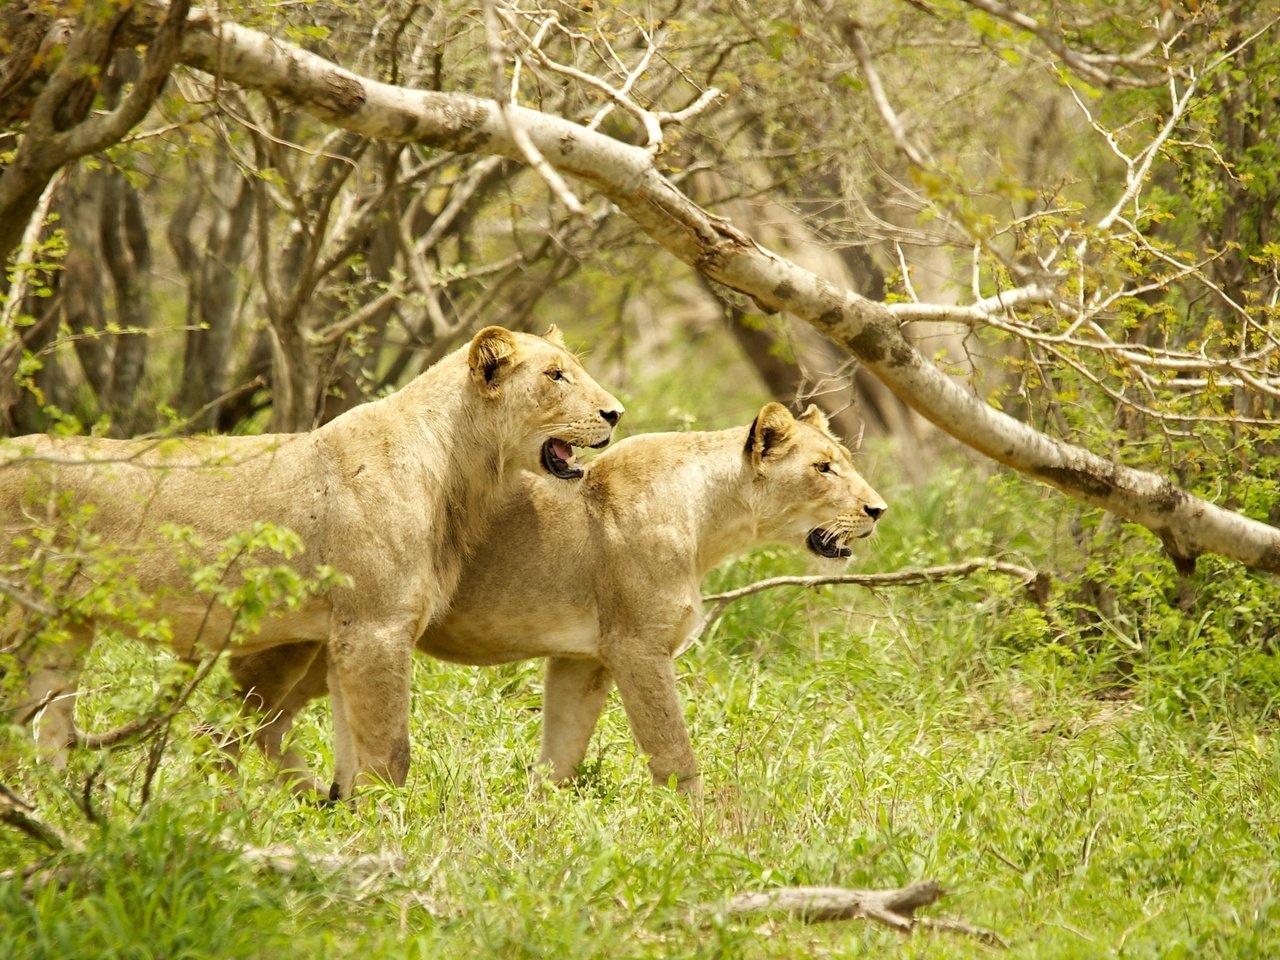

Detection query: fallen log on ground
xmin=719 ymin=880 xmax=1007 ymax=947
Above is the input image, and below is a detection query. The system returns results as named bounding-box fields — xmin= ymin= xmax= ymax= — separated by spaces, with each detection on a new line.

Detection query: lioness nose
xmin=600 ymin=409 xmax=622 ymax=427
xmin=865 ymin=504 xmax=886 ymax=520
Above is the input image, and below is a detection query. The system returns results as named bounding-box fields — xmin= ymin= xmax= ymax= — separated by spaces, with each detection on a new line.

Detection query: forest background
xmin=2 ymin=1 xmax=1279 ymax=956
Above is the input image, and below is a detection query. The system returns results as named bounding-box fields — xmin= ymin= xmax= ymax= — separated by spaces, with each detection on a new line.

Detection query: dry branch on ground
xmin=718 ymin=879 xmax=1007 ymax=946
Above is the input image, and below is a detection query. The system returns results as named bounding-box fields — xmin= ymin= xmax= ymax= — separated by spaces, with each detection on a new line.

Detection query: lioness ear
xmin=469 ymin=326 xmax=520 ymax=393
xmin=543 ymin=324 xmax=567 ymax=348
xmin=798 ymin=403 xmax=831 ymax=433
xmin=745 ymin=402 xmax=796 ymax=472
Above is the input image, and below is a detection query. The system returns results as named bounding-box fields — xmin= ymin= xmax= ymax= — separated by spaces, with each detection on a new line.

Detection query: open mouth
xmin=806 ymin=527 xmax=851 ymax=559
xmin=541 ymin=438 xmax=584 ymax=480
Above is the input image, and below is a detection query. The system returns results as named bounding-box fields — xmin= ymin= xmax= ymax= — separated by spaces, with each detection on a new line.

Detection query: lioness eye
xmin=816 ymin=461 xmax=833 ymax=474
xmin=547 ymin=369 xmax=565 ymax=382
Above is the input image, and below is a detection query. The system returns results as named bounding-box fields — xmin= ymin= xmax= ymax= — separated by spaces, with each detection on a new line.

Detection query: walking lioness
xmin=229 ymin=402 xmax=886 ymax=793
xmin=1 ymin=325 xmax=623 ymax=798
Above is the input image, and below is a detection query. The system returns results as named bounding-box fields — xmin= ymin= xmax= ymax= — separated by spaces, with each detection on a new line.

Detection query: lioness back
xmin=0 ymin=432 xmax=326 ymax=574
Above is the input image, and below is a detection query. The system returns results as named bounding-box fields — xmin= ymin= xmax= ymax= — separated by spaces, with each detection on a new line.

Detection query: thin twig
xmin=480 ymin=0 xmax=585 ymax=215
xmin=239 ymin=843 xmax=406 ymax=878
xmin=690 ymin=559 xmax=1045 ymax=649
xmin=702 ymin=559 xmax=1041 ymax=606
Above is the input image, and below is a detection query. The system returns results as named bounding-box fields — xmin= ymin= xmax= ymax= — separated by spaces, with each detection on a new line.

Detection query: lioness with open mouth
xmin=229 ymin=402 xmax=885 ymax=794
xmin=2 ymin=326 xmax=623 ymax=799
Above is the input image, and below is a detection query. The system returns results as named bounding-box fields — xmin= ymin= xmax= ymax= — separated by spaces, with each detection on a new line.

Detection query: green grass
xmin=4 ymin=461 xmax=1280 ymax=958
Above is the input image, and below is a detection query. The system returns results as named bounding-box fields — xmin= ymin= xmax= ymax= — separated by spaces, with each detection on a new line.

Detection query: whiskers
xmin=821 ymin=512 xmax=878 ymax=547
xmin=541 ymin=418 xmax=613 ymax=447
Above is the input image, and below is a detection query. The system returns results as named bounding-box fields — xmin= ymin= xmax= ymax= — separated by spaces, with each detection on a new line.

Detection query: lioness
xmin=229 ymin=402 xmax=886 ymax=793
xmin=2 ymin=326 xmax=623 ymax=798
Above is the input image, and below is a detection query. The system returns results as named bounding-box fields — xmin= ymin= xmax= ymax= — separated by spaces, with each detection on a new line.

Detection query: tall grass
xmin=3 ymin=459 xmax=1279 ymax=958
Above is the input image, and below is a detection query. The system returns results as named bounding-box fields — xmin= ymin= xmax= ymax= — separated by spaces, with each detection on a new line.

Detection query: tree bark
xmin=101 ymin=169 xmax=152 ymax=432
xmin=0 ymin=0 xmax=190 ymax=264
xmin=170 ymin=157 xmax=254 ymax=430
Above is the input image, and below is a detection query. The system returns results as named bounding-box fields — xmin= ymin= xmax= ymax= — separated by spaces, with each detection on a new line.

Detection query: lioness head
xmin=745 ymin=402 xmax=887 ymax=558
xmin=469 ymin=325 xmax=624 ymax=479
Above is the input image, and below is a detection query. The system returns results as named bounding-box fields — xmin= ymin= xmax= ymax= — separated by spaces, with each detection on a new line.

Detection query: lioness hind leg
xmin=227 ymin=641 xmax=327 ymax=795
xmin=325 ymin=626 xmax=415 ymax=800
xmin=7 ymin=623 xmax=93 ymax=769
xmin=539 ymin=657 xmax=612 ymax=782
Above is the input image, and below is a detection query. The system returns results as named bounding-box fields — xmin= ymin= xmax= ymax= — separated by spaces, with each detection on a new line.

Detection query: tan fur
xmin=229 ymin=403 xmax=886 ymax=794
xmin=1 ymin=326 xmax=623 ymax=798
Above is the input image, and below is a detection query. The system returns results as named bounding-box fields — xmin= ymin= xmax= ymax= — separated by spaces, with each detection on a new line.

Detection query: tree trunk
xmin=170 ymin=158 xmax=255 ymax=431
xmin=99 ymin=169 xmax=152 ymax=434
xmin=0 ymin=1 xmax=189 ymax=265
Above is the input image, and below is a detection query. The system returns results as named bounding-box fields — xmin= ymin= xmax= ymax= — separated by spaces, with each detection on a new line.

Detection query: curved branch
xmin=0 ymin=0 xmax=189 ymax=264
xmin=701 ymin=559 xmax=1044 ymax=607
xmin=0 ymin=574 xmax=57 ymax=621
xmin=24 ymin=2 xmax=1280 ymax=575
xmin=0 ymin=784 xmax=75 ymax=853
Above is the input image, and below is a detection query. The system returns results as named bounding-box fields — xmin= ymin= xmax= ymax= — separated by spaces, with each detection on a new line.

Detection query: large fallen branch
xmin=13 ymin=3 xmax=1280 ymax=574
xmin=719 ymin=880 xmax=1007 ymax=947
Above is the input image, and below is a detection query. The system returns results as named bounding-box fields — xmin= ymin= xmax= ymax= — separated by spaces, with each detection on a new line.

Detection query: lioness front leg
xmin=604 ymin=644 xmax=701 ymax=794
xmin=539 ymin=657 xmax=613 ymax=782
xmin=326 ymin=625 xmax=415 ymax=800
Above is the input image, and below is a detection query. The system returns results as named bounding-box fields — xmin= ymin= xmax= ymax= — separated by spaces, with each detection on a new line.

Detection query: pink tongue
xmin=550 ymin=439 xmax=574 ymax=461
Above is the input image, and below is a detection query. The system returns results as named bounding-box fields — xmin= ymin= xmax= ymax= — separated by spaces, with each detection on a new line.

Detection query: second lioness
xmin=231 ymin=402 xmax=886 ymax=792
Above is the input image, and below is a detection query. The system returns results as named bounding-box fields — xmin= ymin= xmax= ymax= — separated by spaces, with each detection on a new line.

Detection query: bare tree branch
xmin=147 ymin=2 xmax=1280 ymax=573
xmin=827 ymin=11 xmax=929 ymax=168
xmin=0 ymin=172 xmax=63 ymax=332
xmin=700 ymin=559 xmax=1043 ymax=606
xmin=0 ymin=574 xmax=57 ymax=620
xmin=885 ymin=286 xmax=1056 ymax=324
xmin=3 ymin=3 xmax=1277 ymax=575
